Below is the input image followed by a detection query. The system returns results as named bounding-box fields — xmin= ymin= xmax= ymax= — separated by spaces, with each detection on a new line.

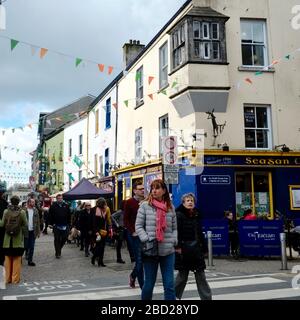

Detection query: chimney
xmin=123 ymin=39 xmax=145 ymax=70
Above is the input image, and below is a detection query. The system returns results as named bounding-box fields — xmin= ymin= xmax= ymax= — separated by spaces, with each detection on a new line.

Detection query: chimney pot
xmin=129 ymin=39 xmax=133 ymax=44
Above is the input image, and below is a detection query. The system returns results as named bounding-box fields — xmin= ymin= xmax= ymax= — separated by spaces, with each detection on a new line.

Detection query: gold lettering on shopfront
xmin=245 ymin=158 xmax=290 ymax=165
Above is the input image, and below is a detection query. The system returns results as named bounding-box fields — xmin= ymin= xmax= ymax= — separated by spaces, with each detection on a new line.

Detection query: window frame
xmin=244 ymin=104 xmax=272 ymax=150
xmin=159 ymin=114 xmax=169 ymax=156
xmin=241 ymin=19 xmax=268 ymax=67
xmin=159 ymin=42 xmax=169 ymax=89
xmin=104 ymin=148 xmax=109 ymax=177
xmin=172 ymin=22 xmax=186 ymax=69
xmin=136 ymin=66 xmax=144 ymax=107
xmin=79 ymin=134 xmax=83 ymax=155
xmin=68 ymin=139 xmax=72 ymax=158
xmin=135 ymin=127 xmax=143 ymax=164
xmin=105 ymin=97 xmax=111 ymax=129
xmin=95 ymin=109 xmax=99 ymax=135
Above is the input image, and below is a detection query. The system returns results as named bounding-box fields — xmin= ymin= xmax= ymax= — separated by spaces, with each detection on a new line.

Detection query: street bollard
xmin=207 ymin=231 xmax=213 ymax=267
xmin=280 ymin=233 xmax=288 ymax=270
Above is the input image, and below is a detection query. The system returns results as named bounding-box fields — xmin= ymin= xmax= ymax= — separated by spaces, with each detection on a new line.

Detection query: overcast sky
xmin=0 ymin=0 xmax=186 ymax=187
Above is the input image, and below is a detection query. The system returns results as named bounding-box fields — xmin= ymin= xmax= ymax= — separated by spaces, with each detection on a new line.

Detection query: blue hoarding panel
xmin=238 ymin=220 xmax=284 ymax=256
xmin=202 ymin=220 xmax=230 ymax=255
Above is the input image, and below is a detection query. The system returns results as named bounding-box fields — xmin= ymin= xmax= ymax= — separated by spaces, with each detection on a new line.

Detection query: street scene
xmin=0 ymin=0 xmax=300 ymax=306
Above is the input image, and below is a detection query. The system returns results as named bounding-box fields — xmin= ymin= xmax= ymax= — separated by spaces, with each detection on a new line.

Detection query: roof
xmin=63 ymin=178 xmax=114 ymax=200
xmin=40 ymin=95 xmax=96 ymax=140
xmin=185 ymin=6 xmax=229 ymax=19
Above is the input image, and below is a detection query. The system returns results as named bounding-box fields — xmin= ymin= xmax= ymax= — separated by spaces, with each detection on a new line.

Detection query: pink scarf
xmin=152 ymin=199 xmax=167 ymax=242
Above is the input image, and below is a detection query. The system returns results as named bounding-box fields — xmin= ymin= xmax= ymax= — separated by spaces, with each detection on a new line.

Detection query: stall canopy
xmin=63 ymin=178 xmax=114 ymax=200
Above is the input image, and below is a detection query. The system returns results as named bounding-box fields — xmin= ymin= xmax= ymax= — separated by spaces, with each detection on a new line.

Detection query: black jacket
xmin=48 ymin=202 xmax=71 ymax=227
xmin=175 ymin=204 xmax=207 ymax=271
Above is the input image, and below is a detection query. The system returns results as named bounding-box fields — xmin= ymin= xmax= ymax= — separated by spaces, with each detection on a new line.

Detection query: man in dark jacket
xmin=78 ymin=202 xmax=93 ymax=257
xmin=175 ymin=193 xmax=212 ymax=300
xmin=48 ymin=194 xmax=71 ymax=258
xmin=0 ymin=191 xmax=8 ymax=265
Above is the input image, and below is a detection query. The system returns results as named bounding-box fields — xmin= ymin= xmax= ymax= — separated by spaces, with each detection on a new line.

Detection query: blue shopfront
xmin=171 ymin=152 xmax=300 ymax=221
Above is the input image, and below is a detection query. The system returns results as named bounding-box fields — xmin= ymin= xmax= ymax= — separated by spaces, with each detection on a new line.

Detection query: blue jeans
xmin=127 ymin=234 xmax=144 ymax=289
xmin=142 ymin=253 xmax=175 ymax=300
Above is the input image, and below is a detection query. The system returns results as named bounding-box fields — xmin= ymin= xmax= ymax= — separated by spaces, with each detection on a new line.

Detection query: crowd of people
xmin=1 ymin=179 xmax=269 ymax=300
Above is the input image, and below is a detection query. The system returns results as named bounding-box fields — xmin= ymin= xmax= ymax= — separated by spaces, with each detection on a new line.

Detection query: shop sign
xmin=200 ymin=175 xmax=231 ymax=185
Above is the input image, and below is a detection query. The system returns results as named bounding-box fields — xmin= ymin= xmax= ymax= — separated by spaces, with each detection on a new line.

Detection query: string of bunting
xmin=0 ymin=34 xmax=114 ymax=75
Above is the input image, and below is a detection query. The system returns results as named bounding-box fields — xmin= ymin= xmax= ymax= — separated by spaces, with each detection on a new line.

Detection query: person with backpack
xmin=0 ymin=190 xmax=8 ymax=266
xmin=0 ymin=195 xmax=28 ymax=284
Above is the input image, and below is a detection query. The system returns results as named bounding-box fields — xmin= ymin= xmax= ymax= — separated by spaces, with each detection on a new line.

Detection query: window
xmin=78 ymin=170 xmax=82 ymax=181
xmin=68 ymin=139 xmax=72 ymax=157
xmin=59 ymin=143 xmax=63 ymax=161
xmin=94 ymin=154 xmax=98 ymax=177
xmin=235 ymin=172 xmax=273 ymax=219
xmin=135 ymin=128 xmax=143 ymax=163
xmin=105 ymin=98 xmax=111 ymax=129
xmin=159 ymin=114 xmax=169 ymax=156
xmin=244 ymin=105 xmax=271 ymax=149
xmin=136 ymin=66 xmax=144 ymax=106
xmin=172 ymin=23 xmax=186 ymax=69
xmin=79 ymin=134 xmax=83 ymax=155
xmin=95 ymin=109 xmax=99 ymax=135
xmin=99 ymin=156 xmax=104 ymax=177
xmin=193 ymin=21 xmax=220 ymax=61
xmin=104 ymin=148 xmax=109 ymax=177
xmin=159 ymin=42 xmax=168 ymax=89
xmin=241 ymin=20 xmax=268 ymax=66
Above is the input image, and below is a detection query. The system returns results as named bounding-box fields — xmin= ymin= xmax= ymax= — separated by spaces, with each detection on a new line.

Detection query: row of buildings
xmin=33 ymin=0 xmax=300 ymax=220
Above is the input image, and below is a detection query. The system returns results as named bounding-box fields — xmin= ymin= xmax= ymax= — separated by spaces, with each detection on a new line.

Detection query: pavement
xmin=17 ymin=228 xmax=300 ymax=283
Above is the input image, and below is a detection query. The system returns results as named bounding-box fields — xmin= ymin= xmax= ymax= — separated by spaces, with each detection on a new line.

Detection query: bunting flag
xmin=148 ymin=76 xmax=154 ymax=85
xmin=108 ymin=66 xmax=113 ymax=75
xmin=28 ymin=124 xmax=33 ymax=129
xmin=254 ymin=71 xmax=263 ymax=76
xmin=172 ymin=81 xmax=178 ymax=88
xmin=76 ymin=58 xmax=82 ymax=67
xmin=30 ymin=45 xmax=38 ymax=56
xmin=285 ymin=55 xmax=290 ymax=60
xmin=40 ymin=48 xmax=48 ymax=59
xmin=112 ymin=103 xmax=118 ymax=109
xmin=136 ymin=72 xmax=141 ymax=81
xmin=68 ymin=173 xmax=75 ymax=182
xmin=98 ymin=64 xmax=105 ymax=72
xmin=272 ymin=59 xmax=279 ymax=65
xmin=245 ymin=78 xmax=253 ymax=85
xmin=73 ymin=155 xmax=83 ymax=168
xmin=159 ymin=89 xmax=167 ymax=95
xmin=10 ymin=39 xmax=19 ymax=51
xmin=124 ymin=100 xmax=129 ymax=107
xmin=148 ymin=94 xmax=153 ymax=100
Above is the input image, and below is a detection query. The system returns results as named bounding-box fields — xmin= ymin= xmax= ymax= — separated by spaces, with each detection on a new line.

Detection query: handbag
xmin=141 ymin=239 xmax=159 ymax=258
xmin=99 ymin=229 xmax=108 ymax=237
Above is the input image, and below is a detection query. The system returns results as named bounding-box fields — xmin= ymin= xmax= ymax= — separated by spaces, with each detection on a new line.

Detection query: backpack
xmin=5 ymin=208 xmax=22 ymax=236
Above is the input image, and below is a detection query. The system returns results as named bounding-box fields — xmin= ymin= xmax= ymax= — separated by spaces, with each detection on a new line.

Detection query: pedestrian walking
xmin=48 ymin=194 xmax=71 ymax=259
xmin=111 ymin=200 xmax=132 ymax=264
xmin=0 ymin=195 xmax=27 ymax=284
xmin=24 ymin=198 xmax=41 ymax=266
xmin=78 ymin=202 xmax=93 ymax=257
xmin=224 ymin=210 xmax=239 ymax=257
xmin=0 ymin=190 xmax=8 ymax=266
xmin=135 ymin=179 xmax=177 ymax=300
xmin=91 ymin=198 xmax=113 ymax=267
xmin=124 ymin=180 xmax=145 ymax=289
xmin=175 ymin=193 xmax=212 ymax=300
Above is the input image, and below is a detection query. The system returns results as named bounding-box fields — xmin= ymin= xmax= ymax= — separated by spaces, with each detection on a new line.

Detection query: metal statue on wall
xmin=206 ymin=109 xmax=226 ymax=146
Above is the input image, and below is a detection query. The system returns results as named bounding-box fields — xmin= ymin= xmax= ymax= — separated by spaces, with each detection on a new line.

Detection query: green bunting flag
xmin=76 ymin=58 xmax=82 ymax=67
xmin=73 ymin=155 xmax=83 ymax=168
xmin=68 ymin=173 xmax=75 ymax=182
xmin=285 ymin=55 xmax=290 ymax=60
xmin=171 ymin=81 xmax=178 ymax=88
xmin=11 ymin=39 xmax=19 ymax=51
xmin=254 ymin=71 xmax=263 ymax=76
xmin=159 ymin=89 xmax=167 ymax=95
xmin=124 ymin=100 xmax=129 ymax=107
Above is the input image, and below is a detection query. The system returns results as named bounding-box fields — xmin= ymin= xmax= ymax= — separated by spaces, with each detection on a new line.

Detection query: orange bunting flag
xmin=108 ymin=66 xmax=113 ymax=75
xmin=148 ymin=94 xmax=154 ymax=100
xmin=272 ymin=60 xmax=279 ymax=65
xmin=245 ymin=78 xmax=253 ymax=85
xmin=40 ymin=48 xmax=48 ymax=59
xmin=148 ymin=76 xmax=154 ymax=85
xmin=28 ymin=124 xmax=32 ymax=129
xmin=98 ymin=64 xmax=105 ymax=72
xmin=112 ymin=103 xmax=118 ymax=109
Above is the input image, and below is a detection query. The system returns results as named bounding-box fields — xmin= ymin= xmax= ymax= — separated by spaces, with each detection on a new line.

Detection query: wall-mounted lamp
xmin=275 ymin=144 xmax=290 ymax=152
xmin=0 ymin=0 xmax=7 ymax=31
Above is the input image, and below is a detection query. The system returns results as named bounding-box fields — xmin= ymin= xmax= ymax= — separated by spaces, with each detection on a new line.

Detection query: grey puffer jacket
xmin=135 ymin=201 xmax=177 ymax=257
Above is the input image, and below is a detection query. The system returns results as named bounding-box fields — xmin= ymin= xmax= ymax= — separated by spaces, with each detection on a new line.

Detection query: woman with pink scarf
xmin=135 ymin=179 xmax=177 ymax=300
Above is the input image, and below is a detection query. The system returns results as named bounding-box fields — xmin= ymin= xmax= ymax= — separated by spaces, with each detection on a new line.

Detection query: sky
xmin=0 ymin=0 xmax=187 ymax=187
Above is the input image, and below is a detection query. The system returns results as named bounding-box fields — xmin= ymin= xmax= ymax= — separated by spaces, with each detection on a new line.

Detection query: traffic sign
xmin=162 ymin=136 xmax=178 ymax=165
